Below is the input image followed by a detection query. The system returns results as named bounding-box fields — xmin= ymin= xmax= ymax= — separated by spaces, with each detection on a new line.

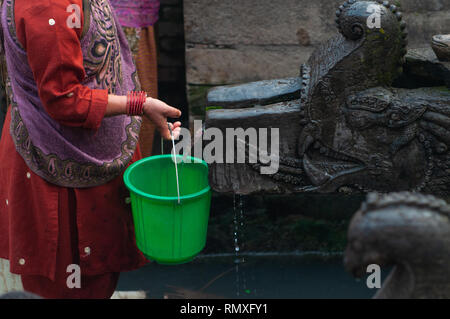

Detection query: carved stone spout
xmin=344 ymin=192 xmax=450 ymax=299
xmin=205 ymin=0 xmax=450 ymax=196
xmin=432 ymin=34 xmax=450 ymax=62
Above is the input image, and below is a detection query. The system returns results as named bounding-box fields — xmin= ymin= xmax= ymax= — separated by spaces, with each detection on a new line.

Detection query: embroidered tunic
xmin=108 ymin=0 xmax=160 ymax=28
xmin=3 ymin=0 xmax=142 ymax=188
xmin=0 ymin=0 xmax=148 ymax=283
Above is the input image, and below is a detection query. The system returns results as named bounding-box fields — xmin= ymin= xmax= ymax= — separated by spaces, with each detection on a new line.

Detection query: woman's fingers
xmin=172 ymin=127 xmax=182 ymax=140
xmin=168 ymin=122 xmax=182 ymax=130
xmin=156 ymin=118 xmax=171 ymax=140
xmin=164 ymin=105 xmax=182 ymax=118
xmin=143 ymin=97 xmax=182 ymax=140
xmin=161 ymin=122 xmax=182 ymax=140
xmin=172 ymin=121 xmax=182 ymax=129
xmin=168 ymin=122 xmax=182 ymax=140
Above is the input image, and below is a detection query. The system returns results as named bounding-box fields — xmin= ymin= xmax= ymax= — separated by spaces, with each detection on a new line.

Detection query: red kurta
xmin=0 ymin=0 xmax=148 ymax=298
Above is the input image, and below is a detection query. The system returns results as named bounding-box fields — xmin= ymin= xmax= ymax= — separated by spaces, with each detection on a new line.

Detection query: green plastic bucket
xmin=124 ymin=155 xmax=211 ymax=265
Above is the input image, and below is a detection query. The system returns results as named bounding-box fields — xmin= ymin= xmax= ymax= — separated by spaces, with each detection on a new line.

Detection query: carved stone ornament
xmin=344 ymin=192 xmax=450 ymax=299
xmin=205 ymin=0 xmax=450 ymax=196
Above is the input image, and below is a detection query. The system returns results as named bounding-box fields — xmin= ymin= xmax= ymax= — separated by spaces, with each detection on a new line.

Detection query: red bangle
xmin=131 ymin=91 xmax=136 ymax=115
xmin=126 ymin=91 xmax=147 ymax=116
xmin=138 ymin=92 xmax=146 ymax=114
xmin=127 ymin=91 xmax=132 ymax=115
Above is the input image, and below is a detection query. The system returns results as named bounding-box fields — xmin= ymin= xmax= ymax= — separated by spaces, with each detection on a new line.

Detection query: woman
xmin=0 ymin=0 xmax=181 ymax=298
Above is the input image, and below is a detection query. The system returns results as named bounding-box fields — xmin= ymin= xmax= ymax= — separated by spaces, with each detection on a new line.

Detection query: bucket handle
xmin=162 ymin=123 xmax=181 ymax=204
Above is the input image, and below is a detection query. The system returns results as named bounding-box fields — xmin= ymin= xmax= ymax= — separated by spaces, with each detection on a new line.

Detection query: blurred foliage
xmin=187 ymin=84 xmax=217 ymax=117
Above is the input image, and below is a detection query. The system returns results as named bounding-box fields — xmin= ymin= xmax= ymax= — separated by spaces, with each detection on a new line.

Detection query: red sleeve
xmin=15 ymin=0 xmax=108 ymax=130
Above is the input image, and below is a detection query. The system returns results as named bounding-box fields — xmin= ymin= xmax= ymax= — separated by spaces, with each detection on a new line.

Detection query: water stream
xmin=233 ymin=194 xmax=247 ymax=297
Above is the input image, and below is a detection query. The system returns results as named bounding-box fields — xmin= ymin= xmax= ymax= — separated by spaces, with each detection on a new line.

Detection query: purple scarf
xmin=109 ymin=0 xmax=160 ymax=28
xmin=1 ymin=0 xmax=142 ymax=188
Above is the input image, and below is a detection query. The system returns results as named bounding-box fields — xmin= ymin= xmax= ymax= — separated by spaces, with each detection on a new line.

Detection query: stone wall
xmin=184 ymin=0 xmax=450 ymax=115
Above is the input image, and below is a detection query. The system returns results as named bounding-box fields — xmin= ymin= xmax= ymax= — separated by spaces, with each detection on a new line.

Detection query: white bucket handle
xmin=163 ymin=123 xmax=181 ymax=204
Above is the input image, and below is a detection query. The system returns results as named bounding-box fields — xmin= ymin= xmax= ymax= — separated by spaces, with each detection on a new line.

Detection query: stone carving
xmin=205 ymin=0 xmax=450 ymax=195
xmin=432 ymin=34 xmax=450 ymax=62
xmin=344 ymin=192 xmax=450 ymax=299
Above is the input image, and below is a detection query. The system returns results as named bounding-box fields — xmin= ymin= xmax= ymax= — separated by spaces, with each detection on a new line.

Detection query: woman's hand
xmin=143 ymin=97 xmax=182 ymax=140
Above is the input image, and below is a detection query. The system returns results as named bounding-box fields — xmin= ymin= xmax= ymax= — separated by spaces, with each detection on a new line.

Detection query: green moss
xmin=435 ymin=86 xmax=450 ymax=93
xmin=187 ymin=84 xmax=217 ymax=118
xmin=205 ymin=106 xmax=223 ymax=111
xmin=362 ymin=28 xmax=404 ymax=85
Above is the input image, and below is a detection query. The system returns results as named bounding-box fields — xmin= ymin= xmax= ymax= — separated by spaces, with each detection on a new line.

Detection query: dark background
xmin=153 ymin=0 xmax=189 ymax=154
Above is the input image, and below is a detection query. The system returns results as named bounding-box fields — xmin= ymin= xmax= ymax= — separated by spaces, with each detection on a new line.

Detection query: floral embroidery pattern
xmin=83 ymin=0 xmax=123 ymax=94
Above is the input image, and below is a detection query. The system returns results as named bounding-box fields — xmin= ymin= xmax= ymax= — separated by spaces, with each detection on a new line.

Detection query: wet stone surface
xmin=207 ymin=77 xmax=302 ymax=109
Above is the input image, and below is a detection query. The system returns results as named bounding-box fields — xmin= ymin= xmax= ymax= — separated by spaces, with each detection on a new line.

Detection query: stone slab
xmin=206 ymin=77 xmax=302 ymax=109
